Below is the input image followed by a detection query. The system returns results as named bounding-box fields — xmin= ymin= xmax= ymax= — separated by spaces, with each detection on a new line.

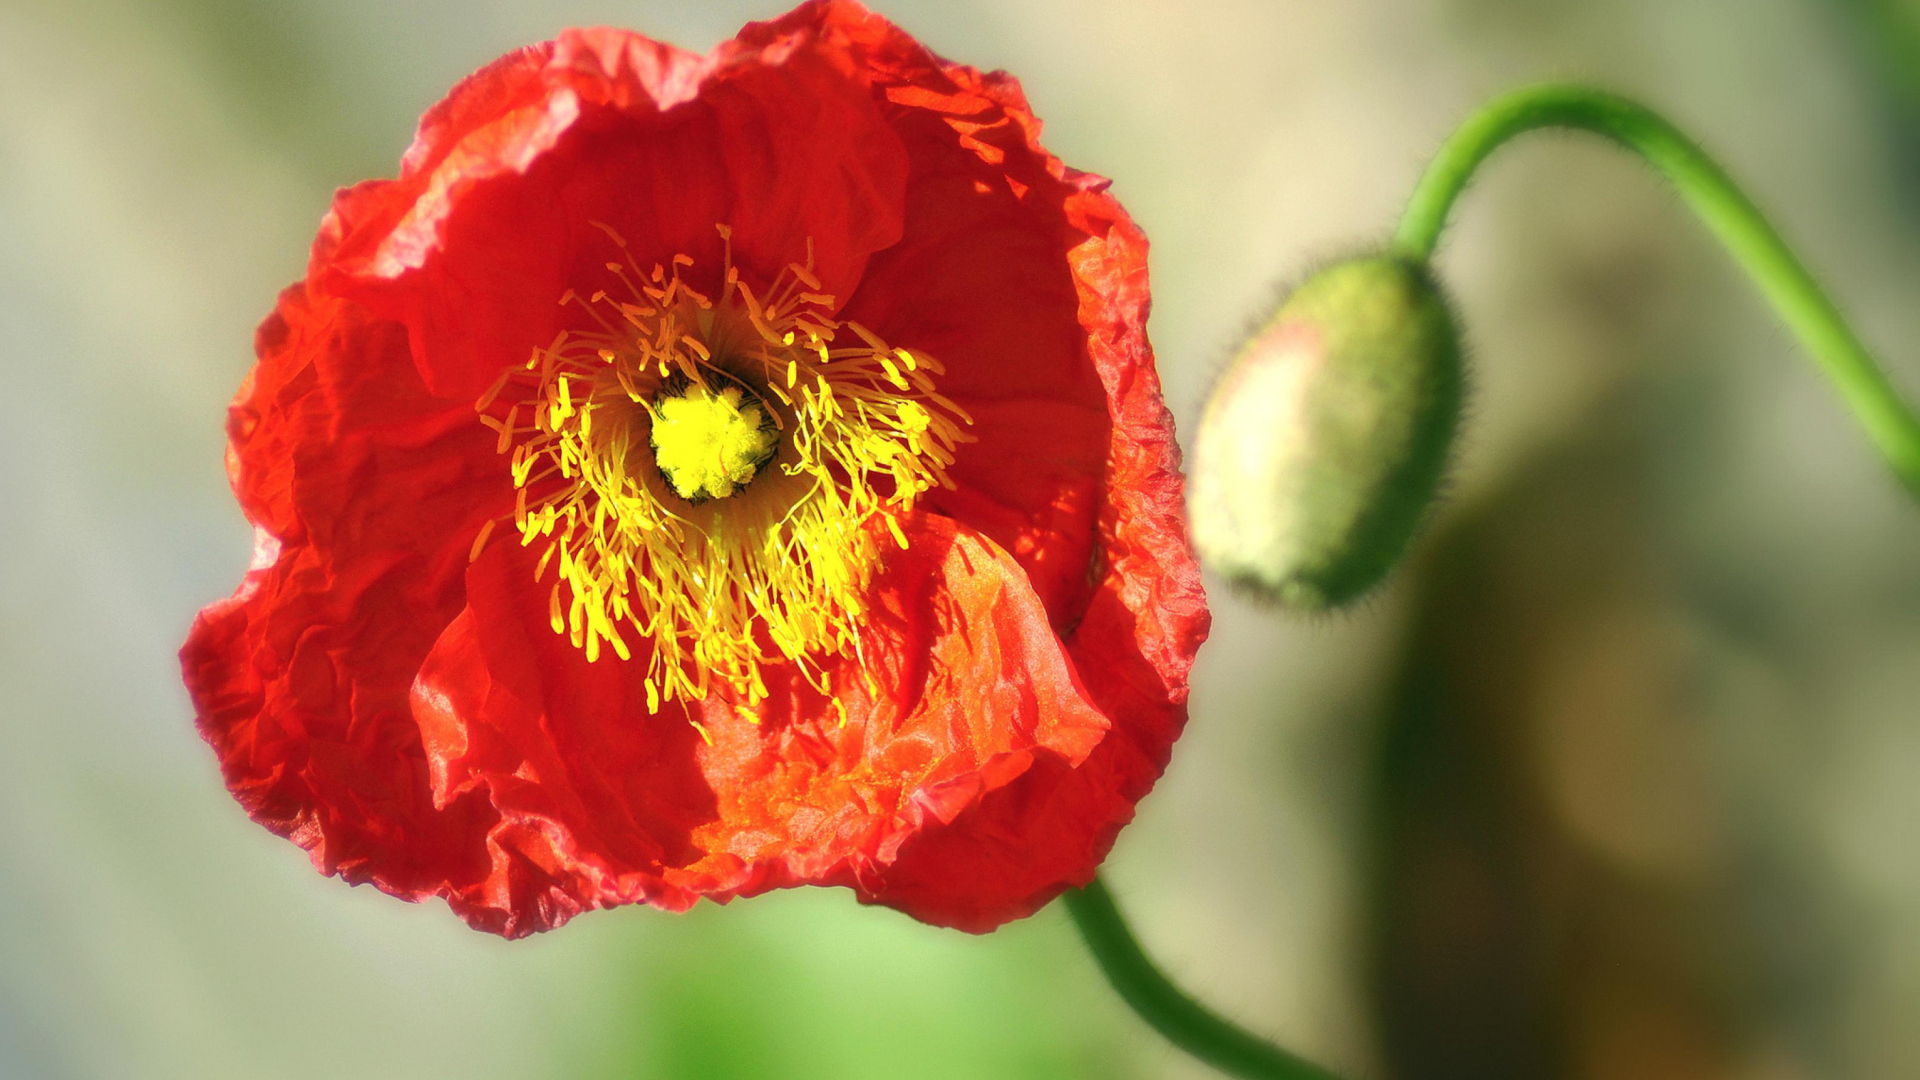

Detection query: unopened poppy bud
xmin=1189 ymin=255 xmax=1463 ymax=610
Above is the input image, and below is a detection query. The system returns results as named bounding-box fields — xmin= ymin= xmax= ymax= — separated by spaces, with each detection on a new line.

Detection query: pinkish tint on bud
xmin=1189 ymin=255 xmax=1463 ymax=610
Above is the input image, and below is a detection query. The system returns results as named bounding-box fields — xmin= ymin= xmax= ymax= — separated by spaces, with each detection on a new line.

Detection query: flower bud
xmin=1189 ymin=255 xmax=1463 ymax=610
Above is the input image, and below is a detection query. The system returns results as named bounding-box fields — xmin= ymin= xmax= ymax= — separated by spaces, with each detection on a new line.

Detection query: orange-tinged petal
xmin=404 ymin=513 xmax=1108 ymax=935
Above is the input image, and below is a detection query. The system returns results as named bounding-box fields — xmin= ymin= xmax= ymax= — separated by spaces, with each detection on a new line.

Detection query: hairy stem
xmin=1394 ymin=83 xmax=1920 ymax=497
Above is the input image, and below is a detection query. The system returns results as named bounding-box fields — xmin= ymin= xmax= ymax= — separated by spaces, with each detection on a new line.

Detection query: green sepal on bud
xmin=1189 ymin=255 xmax=1464 ymax=610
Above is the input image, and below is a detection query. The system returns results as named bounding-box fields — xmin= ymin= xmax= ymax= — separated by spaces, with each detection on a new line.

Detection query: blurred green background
xmin=4 ymin=0 xmax=1920 ymax=1077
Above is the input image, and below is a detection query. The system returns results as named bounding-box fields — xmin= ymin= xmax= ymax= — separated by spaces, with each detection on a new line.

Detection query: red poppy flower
xmin=181 ymin=0 xmax=1208 ymax=938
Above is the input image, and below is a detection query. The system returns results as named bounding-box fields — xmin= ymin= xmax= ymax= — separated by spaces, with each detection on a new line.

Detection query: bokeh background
xmin=5 ymin=0 xmax=1920 ymax=1077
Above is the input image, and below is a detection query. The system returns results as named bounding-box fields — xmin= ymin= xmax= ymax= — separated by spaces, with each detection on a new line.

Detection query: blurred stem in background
xmin=1833 ymin=0 xmax=1920 ymax=121
xmin=1064 ymin=878 xmax=1345 ymax=1080
xmin=1076 ymin=82 xmax=1920 ymax=1080
xmin=1395 ymin=84 xmax=1920 ymax=500
xmin=1831 ymin=0 xmax=1920 ymax=201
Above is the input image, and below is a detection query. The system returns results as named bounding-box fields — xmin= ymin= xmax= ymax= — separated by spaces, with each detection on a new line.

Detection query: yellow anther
xmin=474 ymin=239 xmax=968 ymax=714
xmin=468 ymin=518 xmax=496 ymax=562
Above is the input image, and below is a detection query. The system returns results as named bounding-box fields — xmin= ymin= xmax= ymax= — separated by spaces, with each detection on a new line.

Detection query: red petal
xmin=851 ymin=188 xmax=1212 ymax=933
xmin=182 ymin=283 xmax=510 ymax=920
xmin=315 ymin=21 xmax=910 ymax=404
xmin=753 ymin=4 xmax=1113 ymax=630
xmin=408 ymin=513 xmax=1107 ymax=934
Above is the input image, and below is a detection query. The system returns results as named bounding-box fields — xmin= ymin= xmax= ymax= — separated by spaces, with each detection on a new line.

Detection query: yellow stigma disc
xmin=649 ymin=381 xmax=777 ymax=502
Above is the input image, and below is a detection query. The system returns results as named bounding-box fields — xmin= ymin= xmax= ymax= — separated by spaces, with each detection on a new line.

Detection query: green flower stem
xmin=1069 ymin=84 xmax=1920 ymax=1080
xmin=1064 ymin=876 xmax=1347 ymax=1080
xmin=1394 ymin=84 xmax=1920 ymax=498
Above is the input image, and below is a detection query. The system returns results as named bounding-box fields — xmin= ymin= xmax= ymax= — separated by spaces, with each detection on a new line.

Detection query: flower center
xmin=470 ymin=224 xmax=972 ymax=721
xmin=649 ymin=377 xmax=778 ymax=503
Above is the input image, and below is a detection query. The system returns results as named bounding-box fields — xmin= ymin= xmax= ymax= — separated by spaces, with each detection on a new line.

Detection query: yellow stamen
xmin=469 ymin=228 xmax=972 ymax=710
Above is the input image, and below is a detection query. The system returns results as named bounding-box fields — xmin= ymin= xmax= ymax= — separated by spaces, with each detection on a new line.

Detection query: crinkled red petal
xmin=852 ymin=206 xmax=1210 ymax=930
xmin=182 ymin=283 xmax=512 ymax=915
xmin=743 ymin=0 xmax=1210 ymax=932
xmin=314 ymin=20 xmax=910 ymax=404
xmin=408 ymin=513 xmax=1108 ymax=936
xmin=185 ymin=0 xmax=1208 ymax=938
xmin=738 ymin=2 xmax=1113 ymax=630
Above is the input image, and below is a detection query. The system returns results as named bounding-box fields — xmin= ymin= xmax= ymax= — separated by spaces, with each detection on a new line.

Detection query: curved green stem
xmin=1394 ymin=84 xmax=1920 ymax=498
xmin=1070 ymin=84 xmax=1919 ymax=1080
xmin=1063 ymin=876 xmax=1347 ymax=1080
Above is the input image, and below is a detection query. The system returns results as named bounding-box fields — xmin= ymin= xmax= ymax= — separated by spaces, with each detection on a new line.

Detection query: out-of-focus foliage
xmin=1369 ymin=402 xmax=1856 ymax=1080
xmin=1836 ymin=2 xmax=1920 ymax=113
